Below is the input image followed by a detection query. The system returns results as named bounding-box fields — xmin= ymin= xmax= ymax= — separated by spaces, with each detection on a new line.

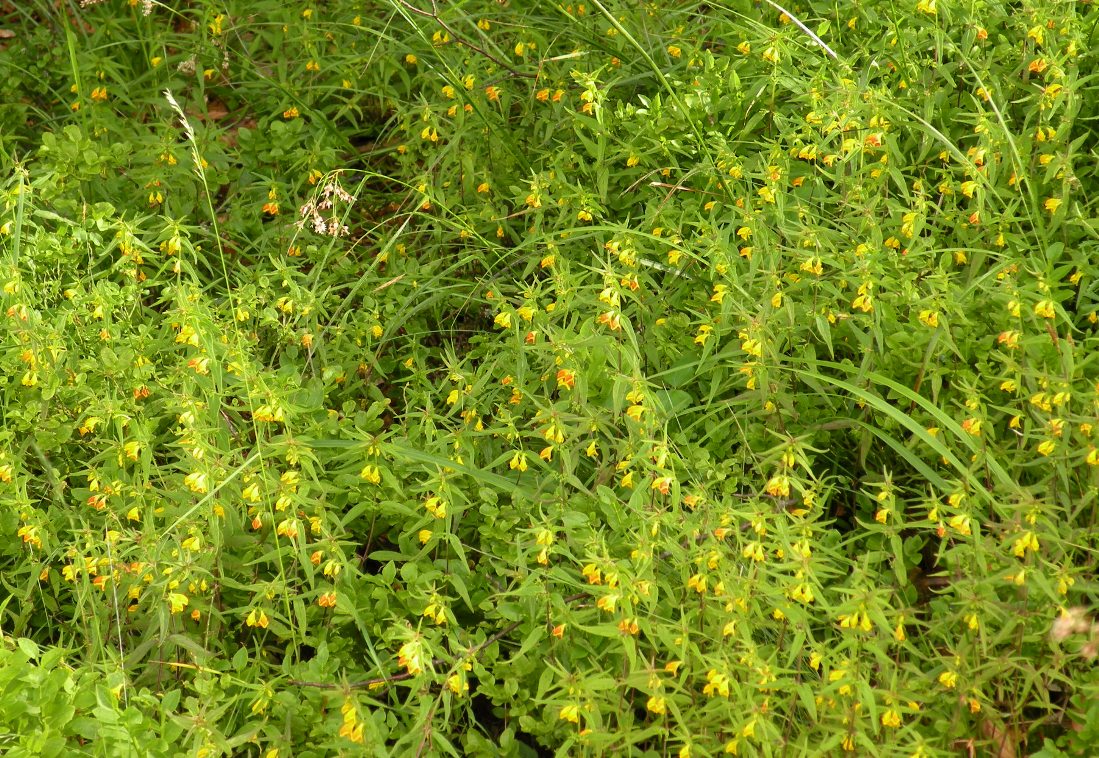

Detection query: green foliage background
xmin=1 ymin=0 xmax=1098 ymax=755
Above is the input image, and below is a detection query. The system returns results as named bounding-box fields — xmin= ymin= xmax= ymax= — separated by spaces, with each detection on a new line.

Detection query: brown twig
xmin=393 ymin=0 xmax=535 ymax=79
xmin=289 ymin=619 xmax=523 ymax=690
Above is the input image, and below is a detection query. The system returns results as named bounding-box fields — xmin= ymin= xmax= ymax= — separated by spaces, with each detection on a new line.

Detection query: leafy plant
xmin=1 ymin=0 xmax=1098 ymax=754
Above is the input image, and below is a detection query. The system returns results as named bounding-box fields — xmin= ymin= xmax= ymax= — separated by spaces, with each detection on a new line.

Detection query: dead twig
xmin=289 ymin=619 xmax=523 ymax=690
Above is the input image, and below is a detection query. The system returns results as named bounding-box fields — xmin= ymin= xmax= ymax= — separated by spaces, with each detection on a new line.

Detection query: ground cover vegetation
xmin=0 ymin=0 xmax=1098 ymax=755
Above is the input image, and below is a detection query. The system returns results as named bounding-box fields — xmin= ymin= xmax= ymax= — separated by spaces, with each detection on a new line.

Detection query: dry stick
xmin=290 ymin=619 xmax=523 ymax=690
xmin=393 ymin=0 xmax=536 ymax=79
xmin=290 ymin=593 xmax=590 ymax=690
xmin=415 ymin=701 xmax=439 ymax=758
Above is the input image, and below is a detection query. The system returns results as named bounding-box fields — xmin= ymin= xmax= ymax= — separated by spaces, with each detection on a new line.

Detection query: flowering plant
xmin=0 ymin=0 xmax=1097 ymax=755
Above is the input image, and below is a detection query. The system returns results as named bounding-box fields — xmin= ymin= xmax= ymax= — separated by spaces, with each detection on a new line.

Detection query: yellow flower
xmin=582 ymin=563 xmax=602 ymax=585
xmin=1034 ymin=300 xmax=1056 ymax=319
xmin=894 ymin=620 xmax=907 ymax=642
xmin=253 ymin=404 xmax=285 ymax=423
xmin=446 ymin=673 xmax=469 ymax=696
xmin=1044 ymin=197 xmax=1061 ymax=213
xmin=397 ymin=638 xmax=426 ymax=675
xmin=703 ymin=669 xmax=731 ymax=698
xmin=961 ymin=417 xmax=982 ymax=436
xmin=646 ymin=695 xmax=666 ymax=715
xmin=851 ymin=293 xmax=873 ymax=313
xmin=939 ymin=670 xmax=958 ymax=689
xmin=742 ymin=542 xmax=765 ymax=562
xmin=667 ymin=45 xmax=682 ymax=58
xmin=338 ymin=699 xmax=363 ymax=743
xmin=558 ymin=704 xmax=580 ymax=723
xmin=918 ymin=310 xmax=939 ymax=328
xmin=184 ymin=471 xmax=209 ymax=494
xmin=741 ymin=337 xmax=762 ymax=358
xmin=17 ymin=524 xmax=41 ymax=549
xmin=687 ymin=573 xmax=708 ymax=594
xmin=422 ymin=602 xmax=447 ymax=625
xmin=791 ymin=583 xmax=814 ymax=604
xmin=949 ymin=513 xmax=972 ymax=536
xmin=123 ymin=441 xmax=142 ymax=461
xmin=1058 ymin=574 xmax=1075 ymax=595
xmin=1012 ymin=531 xmax=1040 ymax=557
xmin=173 ymin=320 xmax=200 ymax=342
xmin=424 ymin=496 xmax=447 ymax=519
xmin=275 ymin=518 xmax=299 ymax=538
xmin=651 ymin=476 xmax=673 ymax=495
xmin=997 ymin=330 xmax=1020 ymax=349
xmin=765 ymin=474 xmax=790 ymax=497
xmin=167 ymin=592 xmax=189 ymax=614
xmin=1037 ymin=439 xmax=1056 ymax=456
xmin=360 ymin=465 xmax=381 ymax=484
xmin=881 ymin=708 xmax=902 ymax=728
xmin=596 ymin=593 xmax=619 ymax=612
